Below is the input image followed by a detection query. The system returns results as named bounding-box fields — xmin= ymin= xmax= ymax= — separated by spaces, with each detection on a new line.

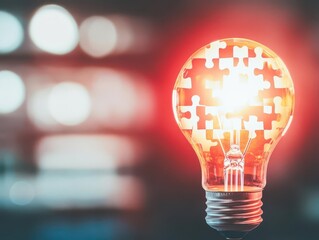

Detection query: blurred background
xmin=0 ymin=0 xmax=318 ymax=239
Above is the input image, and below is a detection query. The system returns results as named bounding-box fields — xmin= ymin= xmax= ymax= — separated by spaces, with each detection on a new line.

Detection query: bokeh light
xmin=26 ymin=67 xmax=154 ymax=130
xmin=4 ymin=174 xmax=144 ymax=210
xmin=79 ymin=15 xmax=152 ymax=57
xmin=29 ymin=4 xmax=78 ymax=55
xmin=302 ymin=190 xmax=319 ymax=222
xmin=111 ymin=15 xmax=152 ymax=54
xmin=9 ymin=181 xmax=35 ymax=206
xmin=90 ymin=69 xmax=154 ymax=129
xmin=0 ymin=70 xmax=25 ymax=114
xmin=36 ymin=135 xmax=142 ymax=170
xmin=48 ymin=82 xmax=91 ymax=126
xmin=0 ymin=11 xmax=24 ymax=54
xmin=28 ymin=85 xmax=58 ymax=129
xmin=34 ymin=174 xmax=144 ymax=210
xmin=79 ymin=16 xmax=117 ymax=57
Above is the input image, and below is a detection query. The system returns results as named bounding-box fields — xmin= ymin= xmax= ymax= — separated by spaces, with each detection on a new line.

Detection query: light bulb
xmin=172 ymin=38 xmax=294 ymax=239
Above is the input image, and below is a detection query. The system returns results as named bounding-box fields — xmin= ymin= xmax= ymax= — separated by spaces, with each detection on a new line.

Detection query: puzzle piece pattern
xmin=174 ymin=39 xmax=294 ymax=154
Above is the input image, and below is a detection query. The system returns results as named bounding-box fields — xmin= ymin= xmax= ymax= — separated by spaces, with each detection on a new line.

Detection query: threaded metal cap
xmin=205 ymin=190 xmax=263 ymax=239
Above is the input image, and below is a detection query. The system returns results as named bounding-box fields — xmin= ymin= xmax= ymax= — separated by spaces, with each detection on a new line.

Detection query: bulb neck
xmin=205 ymin=190 xmax=263 ymax=239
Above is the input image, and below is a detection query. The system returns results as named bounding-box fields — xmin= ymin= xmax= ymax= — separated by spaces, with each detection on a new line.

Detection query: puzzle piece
xmin=244 ymin=105 xmax=278 ymax=130
xmin=257 ymin=86 xmax=287 ymax=100
xmin=248 ymin=46 xmax=268 ymax=69
xmin=179 ymin=76 xmax=192 ymax=89
xmin=273 ymin=96 xmax=284 ymax=114
xmin=234 ymin=46 xmax=249 ymax=58
xmin=181 ymin=58 xmax=229 ymax=106
xmin=254 ymin=61 xmax=282 ymax=83
xmin=184 ymin=58 xmax=230 ymax=82
xmin=244 ymin=115 xmax=264 ymax=138
xmin=204 ymin=106 xmax=220 ymax=129
xmin=263 ymin=105 xmax=272 ymax=114
xmin=189 ymin=101 xmax=221 ymax=130
xmin=192 ymin=129 xmax=218 ymax=151
xmin=179 ymin=95 xmax=200 ymax=129
xmin=219 ymin=44 xmax=235 ymax=58
xmin=262 ymin=97 xmax=281 ymax=127
xmin=194 ymin=105 xmax=207 ymax=129
xmin=233 ymin=45 xmax=249 ymax=67
xmin=252 ymin=74 xmax=269 ymax=92
xmin=205 ymin=129 xmax=230 ymax=152
xmin=205 ymin=40 xmax=227 ymax=68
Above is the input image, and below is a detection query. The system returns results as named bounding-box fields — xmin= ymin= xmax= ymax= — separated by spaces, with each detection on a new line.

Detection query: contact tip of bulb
xmin=220 ymin=231 xmax=247 ymax=240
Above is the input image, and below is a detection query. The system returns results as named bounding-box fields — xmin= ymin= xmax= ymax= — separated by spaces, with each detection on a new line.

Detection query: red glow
xmin=160 ymin=2 xmax=317 ymax=179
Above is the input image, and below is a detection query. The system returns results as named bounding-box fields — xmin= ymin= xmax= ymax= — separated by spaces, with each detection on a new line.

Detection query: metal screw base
xmin=205 ymin=190 xmax=263 ymax=239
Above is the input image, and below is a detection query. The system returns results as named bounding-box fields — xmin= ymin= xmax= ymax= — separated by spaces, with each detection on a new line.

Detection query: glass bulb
xmin=172 ymin=38 xmax=294 ymax=239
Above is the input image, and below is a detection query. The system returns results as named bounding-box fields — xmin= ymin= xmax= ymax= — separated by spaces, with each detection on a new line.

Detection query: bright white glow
xmin=0 ymin=11 xmax=24 ymax=53
xmin=220 ymin=84 xmax=252 ymax=110
xmin=9 ymin=181 xmax=35 ymax=205
xmin=214 ymin=75 xmax=258 ymax=112
xmin=29 ymin=4 xmax=78 ymax=54
xmin=48 ymin=82 xmax=91 ymax=126
xmin=36 ymin=135 xmax=141 ymax=170
xmin=0 ymin=70 xmax=25 ymax=114
xmin=80 ymin=16 xmax=117 ymax=57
